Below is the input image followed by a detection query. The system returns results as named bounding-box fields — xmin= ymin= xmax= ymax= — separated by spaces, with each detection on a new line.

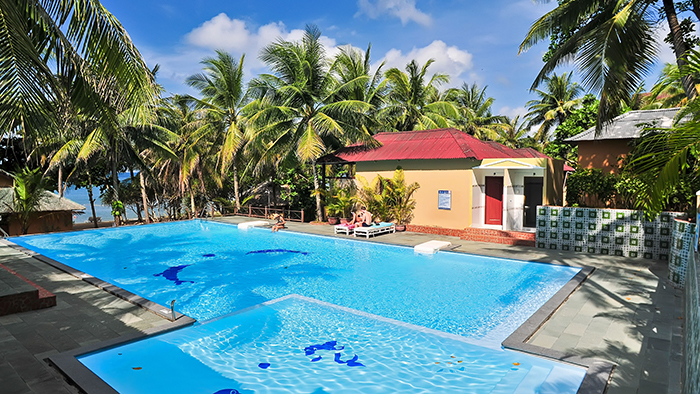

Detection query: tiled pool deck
xmin=0 ymin=217 xmax=683 ymax=394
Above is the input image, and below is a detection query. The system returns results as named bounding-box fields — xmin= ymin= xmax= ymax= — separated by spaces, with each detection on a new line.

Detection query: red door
xmin=485 ymin=177 xmax=503 ymax=225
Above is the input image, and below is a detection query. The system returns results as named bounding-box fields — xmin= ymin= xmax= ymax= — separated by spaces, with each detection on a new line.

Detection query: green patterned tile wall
xmin=536 ymin=206 xmax=681 ymax=260
xmin=669 ymin=219 xmax=696 ymax=288
xmin=684 ymin=250 xmax=700 ymax=394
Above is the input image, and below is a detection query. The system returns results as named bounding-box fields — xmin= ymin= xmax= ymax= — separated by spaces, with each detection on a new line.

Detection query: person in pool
xmin=271 ymin=213 xmax=286 ymax=232
xmin=358 ymin=207 xmax=372 ymax=227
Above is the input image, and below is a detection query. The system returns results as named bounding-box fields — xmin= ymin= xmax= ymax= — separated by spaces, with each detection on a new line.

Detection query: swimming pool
xmin=79 ymin=295 xmax=586 ymax=394
xmin=10 ymin=220 xmax=580 ymax=347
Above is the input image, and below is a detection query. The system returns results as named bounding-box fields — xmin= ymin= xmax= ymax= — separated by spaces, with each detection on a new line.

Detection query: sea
xmin=64 ymin=173 xmax=132 ymax=224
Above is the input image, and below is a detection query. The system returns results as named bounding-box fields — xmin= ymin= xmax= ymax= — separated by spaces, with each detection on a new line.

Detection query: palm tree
xmin=8 ymin=167 xmax=48 ymax=235
xmin=448 ymin=83 xmax=506 ymax=140
xmin=495 ymin=116 xmax=530 ymax=149
xmin=525 ymin=72 xmax=583 ymax=145
xmin=520 ymin=0 xmax=695 ymax=130
xmin=330 ymin=44 xmax=387 ymax=133
xmin=647 ymin=63 xmax=693 ymax=108
xmin=379 ymin=59 xmax=459 ymax=132
xmin=186 ymin=51 xmax=249 ymax=211
xmin=1 ymin=0 xmax=157 ymax=138
xmin=246 ymin=25 xmax=376 ymax=220
xmin=627 ymin=48 xmax=700 ymax=214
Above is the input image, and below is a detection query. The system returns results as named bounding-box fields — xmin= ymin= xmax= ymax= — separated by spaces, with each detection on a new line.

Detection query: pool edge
xmin=502 ymin=265 xmax=615 ymax=394
xmin=48 ymin=316 xmax=196 ymax=394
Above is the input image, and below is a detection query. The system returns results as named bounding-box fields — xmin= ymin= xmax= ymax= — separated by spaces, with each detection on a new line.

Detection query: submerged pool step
xmin=490 ymin=366 xmax=530 ymax=394
xmin=512 ymin=365 xmax=551 ymax=394
xmin=536 ymin=365 xmax=585 ymax=394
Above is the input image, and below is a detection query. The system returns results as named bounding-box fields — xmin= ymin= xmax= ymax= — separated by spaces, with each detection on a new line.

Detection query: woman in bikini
xmin=271 ymin=213 xmax=286 ymax=232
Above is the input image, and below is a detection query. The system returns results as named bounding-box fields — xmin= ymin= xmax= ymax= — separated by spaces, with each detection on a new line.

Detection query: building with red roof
xmin=322 ymin=128 xmax=569 ymax=231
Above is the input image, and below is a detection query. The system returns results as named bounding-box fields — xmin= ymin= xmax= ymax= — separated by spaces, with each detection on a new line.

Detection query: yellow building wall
xmin=355 ymin=159 xmax=478 ymax=229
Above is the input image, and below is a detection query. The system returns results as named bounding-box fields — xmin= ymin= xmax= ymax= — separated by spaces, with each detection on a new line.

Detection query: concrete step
xmin=0 ymin=263 xmax=56 ymax=315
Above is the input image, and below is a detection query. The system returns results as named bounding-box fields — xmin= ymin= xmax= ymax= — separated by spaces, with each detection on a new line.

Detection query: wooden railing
xmin=234 ymin=206 xmax=305 ymax=222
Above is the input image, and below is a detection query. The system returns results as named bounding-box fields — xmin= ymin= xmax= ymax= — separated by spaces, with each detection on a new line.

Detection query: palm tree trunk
xmin=58 ymin=165 xmax=64 ymax=197
xmin=663 ymin=0 xmax=697 ymax=100
xmin=190 ymin=187 xmax=196 ymax=219
xmin=233 ymin=158 xmax=241 ymax=211
xmin=112 ymin=153 xmax=120 ymax=227
xmin=139 ymin=171 xmax=150 ymax=223
xmin=129 ymin=167 xmax=143 ymax=222
xmin=87 ymin=172 xmax=98 ymax=229
xmin=312 ymin=160 xmax=323 ymax=221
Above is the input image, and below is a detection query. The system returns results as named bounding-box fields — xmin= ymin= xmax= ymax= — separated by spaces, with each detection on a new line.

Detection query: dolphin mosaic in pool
xmin=301 ymin=340 xmax=364 ymax=367
xmin=153 ymin=265 xmax=194 ymax=285
xmin=304 ymin=340 xmax=344 ymax=356
xmin=334 ymin=353 xmax=364 ymax=367
xmin=213 ymin=390 xmax=240 ymax=394
xmin=246 ymin=249 xmax=308 ymax=255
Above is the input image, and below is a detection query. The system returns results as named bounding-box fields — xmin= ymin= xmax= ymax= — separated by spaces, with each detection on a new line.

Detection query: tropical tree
xmin=330 ymin=44 xmax=387 ymax=128
xmin=186 ymin=51 xmax=249 ymax=211
xmin=8 ymin=167 xmax=47 ymax=235
xmin=448 ymin=83 xmax=506 ymax=140
xmin=246 ymin=25 xmax=376 ymax=221
xmin=1 ymin=0 xmax=157 ymax=139
xmin=495 ymin=115 xmax=530 ymax=149
xmin=626 ymin=48 xmax=700 ymax=214
xmin=379 ymin=59 xmax=460 ymax=131
xmin=520 ymin=0 xmax=696 ymax=130
xmin=647 ymin=63 xmax=694 ymax=108
xmin=525 ymin=72 xmax=583 ymax=145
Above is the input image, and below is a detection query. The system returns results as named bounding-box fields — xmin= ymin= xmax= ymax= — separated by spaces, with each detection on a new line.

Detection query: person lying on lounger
xmin=271 ymin=213 xmax=286 ymax=232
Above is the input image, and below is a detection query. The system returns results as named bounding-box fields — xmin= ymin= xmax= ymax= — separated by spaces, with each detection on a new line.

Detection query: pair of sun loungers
xmin=334 ymin=222 xmax=396 ymax=238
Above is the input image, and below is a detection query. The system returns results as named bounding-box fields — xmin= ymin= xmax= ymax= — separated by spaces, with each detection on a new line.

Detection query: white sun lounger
xmin=334 ymin=224 xmax=356 ymax=235
xmin=238 ymin=220 xmax=271 ymax=230
xmin=353 ymin=222 xmax=396 ymax=238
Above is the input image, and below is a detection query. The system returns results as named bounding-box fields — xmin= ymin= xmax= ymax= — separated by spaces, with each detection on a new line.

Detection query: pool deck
xmin=0 ymin=217 xmax=683 ymax=394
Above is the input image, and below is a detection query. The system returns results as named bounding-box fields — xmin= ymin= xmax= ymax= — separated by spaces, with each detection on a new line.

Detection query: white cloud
xmin=376 ymin=40 xmax=474 ymax=85
xmin=143 ymin=14 xmax=354 ymax=93
xmin=498 ymin=106 xmax=528 ymax=119
xmin=184 ymin=14 xmax=344 ymax=70
xmin=356 ymin=0 xmax=432 ymax=27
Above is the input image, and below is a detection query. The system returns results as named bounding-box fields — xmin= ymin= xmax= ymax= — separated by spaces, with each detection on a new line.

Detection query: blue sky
xmin=102 ymin=0 xmax=674 ymax=120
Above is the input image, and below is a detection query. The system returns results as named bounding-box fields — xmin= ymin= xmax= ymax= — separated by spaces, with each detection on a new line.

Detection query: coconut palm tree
xmin=495 ymin=116 xmax=530 ymax=149
xmin=448 ymin=83 xmax=506 ymax=141
xmin=520 ymin=0 xmax=695 ymax=130
xmin=330 ymin=44 xmax=388 ymax=133
xmin=525 ymin=72 xmax=583 ymax=145
xmin=246 ymin=25 xmax=376 ymax=221
xmin=1 ymin=0 xmax=157 ymax=138
xmin=647 ymin=63 xmax=694 ymax=108
xmin=379 ymin=59 xmax=459 ymax=132
xmin=186 ymin=51 xmax=249 ymax=210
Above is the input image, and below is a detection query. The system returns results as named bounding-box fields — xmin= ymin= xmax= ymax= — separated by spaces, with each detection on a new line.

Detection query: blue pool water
xmin=11 ymin=220 xmax=588 ymax=393
xmin=10 ymin=220 xmax=580 ymax=347
xmin=79 ymin=296 xmax=586 ymax=394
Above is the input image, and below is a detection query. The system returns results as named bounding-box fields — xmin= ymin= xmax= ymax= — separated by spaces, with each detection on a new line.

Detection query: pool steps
xmin=414 ymin=240 xmax=452 ymax=254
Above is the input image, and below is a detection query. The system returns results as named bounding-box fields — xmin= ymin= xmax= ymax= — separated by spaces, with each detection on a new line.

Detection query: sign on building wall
xmin=438 ymin=190 xmax=451 ymax=210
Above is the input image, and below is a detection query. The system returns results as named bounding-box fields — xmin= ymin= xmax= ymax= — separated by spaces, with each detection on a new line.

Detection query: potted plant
xmin=386 ymin=168 xmax=420 ymax=232
xmin=325 ymin=203 xmax=342 ymax=225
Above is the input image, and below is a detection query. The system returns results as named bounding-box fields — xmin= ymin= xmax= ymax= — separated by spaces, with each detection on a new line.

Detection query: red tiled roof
xmin=330 ymin=128 xmax=555 ymax=162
